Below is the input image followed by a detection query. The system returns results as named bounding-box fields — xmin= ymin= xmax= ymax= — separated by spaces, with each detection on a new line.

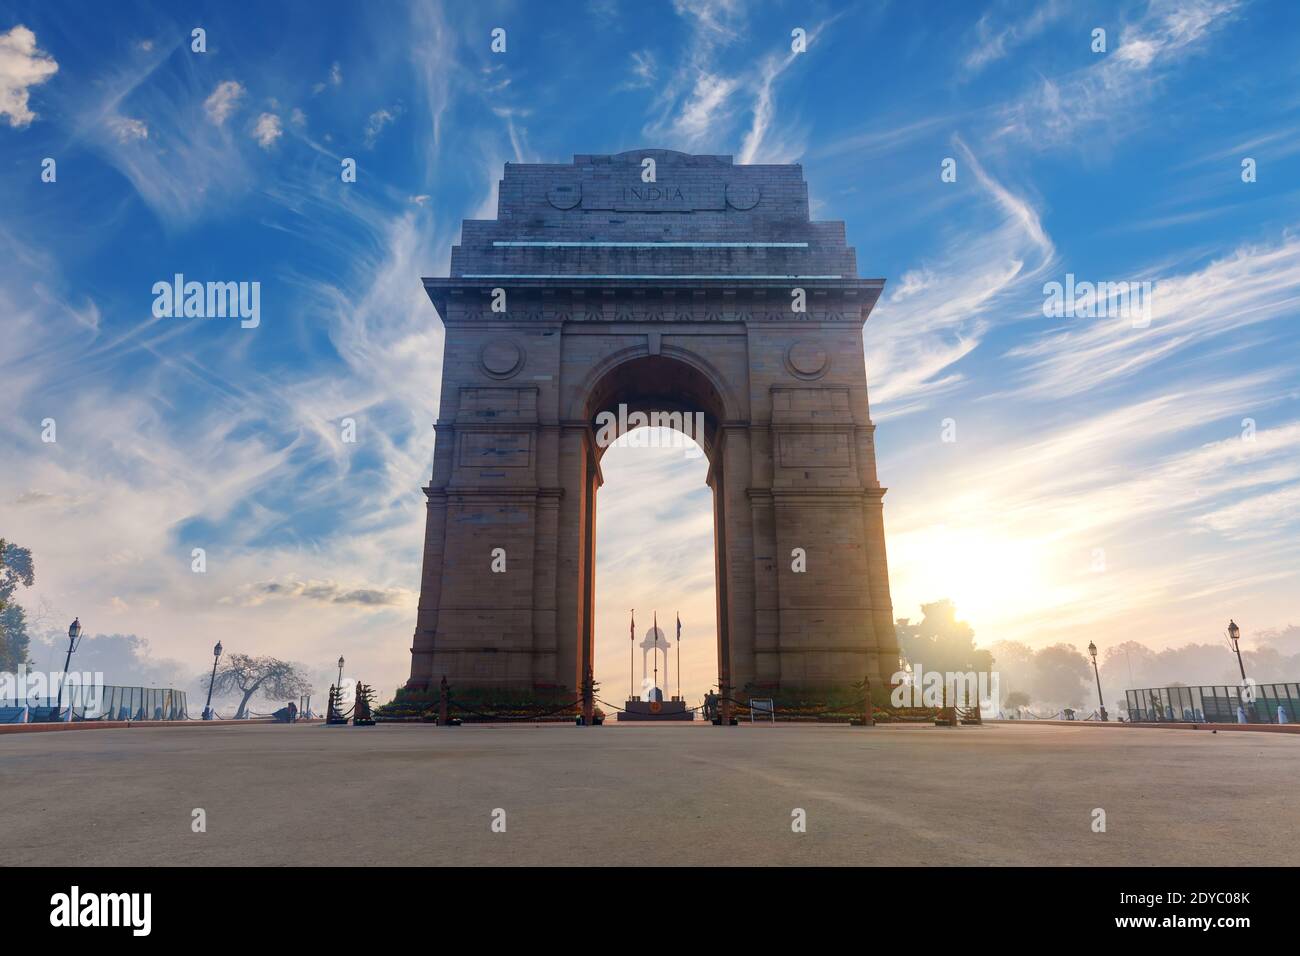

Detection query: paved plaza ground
xmin=3 ymin=722 xmax=1296 ymax=866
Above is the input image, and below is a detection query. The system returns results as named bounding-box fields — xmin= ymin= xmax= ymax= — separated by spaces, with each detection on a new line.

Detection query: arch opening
xmin=577 ymin=353 xmax=733 ymax=715
xmin=593 ymin=431 xmax=717 ymax=709
xmin=584 ymin=354 xmax=729 ymax=462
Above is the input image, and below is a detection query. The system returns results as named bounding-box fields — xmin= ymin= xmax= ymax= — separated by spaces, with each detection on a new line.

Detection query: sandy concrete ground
xmin=2 ymin=721 xmax=1296 ymax=866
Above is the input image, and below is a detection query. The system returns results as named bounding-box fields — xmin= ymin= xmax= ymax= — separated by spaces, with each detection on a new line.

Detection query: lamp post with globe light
xmin=203 ymin=641 xmax=223 ymax=719
xmin=1228 ymin=620 xmax=1253 ymax=722
xmin=1227 ymin=620 xmax=1247 ymax=682
xmin=53 ymin=618 xmax=83 ymax=721
xmin=1088 ymin=641 xmax=1108 ymax=721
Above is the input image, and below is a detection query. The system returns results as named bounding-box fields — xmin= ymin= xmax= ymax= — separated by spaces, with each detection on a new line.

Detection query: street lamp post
xmin=54 ymin=618 xmax=83 ymax=722
xmin=1087 ymin=641 xmax=1108 ymax=721
xmin=337 ymin=655 xmax=345 ymax=689
xmin=1227 ymin=620 xmax=1246 ymax=681
xmin=203 ymin=641 xmax=223 ymax=720
xmin=1227 ymin=619 xmax=1252 ymax=722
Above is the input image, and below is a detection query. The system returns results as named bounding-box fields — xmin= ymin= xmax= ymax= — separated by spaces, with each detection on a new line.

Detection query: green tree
xmin=895 ymin=599 xmax=993 ymax=676
xmin=1003 ymin=690 xmax=1031 ymax=711
xmin=1032 ymin=643 xmax=1091 ymax=710
xmin=0 ymin=540 xmax=35 ymax=671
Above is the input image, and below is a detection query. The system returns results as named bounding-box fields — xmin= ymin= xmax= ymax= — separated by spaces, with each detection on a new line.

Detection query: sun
xmin=891 ymin=524 xmax=1056 ymax=634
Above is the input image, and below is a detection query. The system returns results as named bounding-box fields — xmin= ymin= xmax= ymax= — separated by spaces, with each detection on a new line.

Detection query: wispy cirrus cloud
xmin=363 ymin=104 xmax=402 ymax=148
xmin=65 ymin=51 xmax=251 ymax=226
xmin=887 ymin=385 xmax=1300 ymax=652
xmin=646 ymin=3 xmax=833 ymax=163
xmin=642 ymin=0 xmax=746 ymax=150
xmin=996 ymin=0 xmax=1241 ymax=146
xmin=1005 ymin=231 xmax=1300 ymax=399
xmin=622 ymin=50 xmax=657 ymax=89
xmin=960 ymin=0 xmax=1068 ymax=76
xmin=866 ymin=136 xmax=1056 ymax=414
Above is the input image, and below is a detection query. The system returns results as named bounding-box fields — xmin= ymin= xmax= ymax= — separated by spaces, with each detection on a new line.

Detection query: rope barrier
xmin=594 ymin=695 xmax=707 ymax=716
xmin=1020 ymin=709 xmax=1061 ymax=720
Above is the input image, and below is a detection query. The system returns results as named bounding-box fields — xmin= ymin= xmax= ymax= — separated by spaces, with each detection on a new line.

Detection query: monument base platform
xmin=617 ymin=698 xmax=695 ymax=721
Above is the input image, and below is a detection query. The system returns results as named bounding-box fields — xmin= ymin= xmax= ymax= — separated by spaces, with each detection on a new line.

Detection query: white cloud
xmin=364 ymin=105 xmax=402 ymax=148
xmin=885 ymin=388 xmax=1300 ymax=657
xmin=961 ymin=1 xmax=1067 ymax=75
xmin=1005 ymin=232 xmax=1300 ymax=400
xmin=641 ymin=0 xmax=744 ymax=150
xmin=648 ymin=7 xmax=841 ymax=164
xmin=667 ymin=71 xmax=737 ymax=146
xmin=204 ymin=79 xmax=245 ymax=126
xmin=312 ymin=61 xmax=343 ymax=95
xmin=108 ymin=115 xmax=148 ymax=142
xmin=79 ymin=61 xmax=249 ymax=225
xmin=1195 ymin=481 xmax=1300 ymax=539
xmin=998 ymin=0 xmax=1240 ymax=146
xmin=253 ymin=111 xmax=282 ymax=148
xmin=737 ymin=51 xmax=799 ymax=165
xmin=410 ymin=0 xmax=457 ymax=166
xmin=0 ymin=25 xmax=59 ymax=128
xmin=626 ymin=50 xmax=656 ymax=88
xmin=671 ymin=0 xmax=744 ymax=41
xmin=866 ymin=136 xmax=1055 ymax=412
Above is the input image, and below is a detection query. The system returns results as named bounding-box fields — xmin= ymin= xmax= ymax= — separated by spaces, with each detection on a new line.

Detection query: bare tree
xmin=205 ymin=653 xmax=311 ymax=719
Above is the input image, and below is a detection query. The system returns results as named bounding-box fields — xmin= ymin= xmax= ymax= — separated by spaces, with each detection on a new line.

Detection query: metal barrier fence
xmin=1126 ymin=682 xmax=1300 ymax=724
xmin=1 ymin=685 xmax=188 ymax=723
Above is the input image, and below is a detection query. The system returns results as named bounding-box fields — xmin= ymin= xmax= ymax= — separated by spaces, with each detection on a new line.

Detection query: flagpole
xmin=629 ymin=609 xmax=635 ymax=702
xmin=653 ymin=611 xmax=659 ymax=697
xmin=676 ymin=612 xmax=681 ymax=701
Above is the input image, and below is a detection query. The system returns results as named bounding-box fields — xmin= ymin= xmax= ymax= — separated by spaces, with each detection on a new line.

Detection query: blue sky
xmin=2 ymin=0 xmax=1299 ymax=704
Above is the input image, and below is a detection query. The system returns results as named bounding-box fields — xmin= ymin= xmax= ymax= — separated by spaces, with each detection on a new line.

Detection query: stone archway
xmin=405 ymin=149 xmax=899 ymax=707
xmin=580 ymin=352 xmax=733 ymax=707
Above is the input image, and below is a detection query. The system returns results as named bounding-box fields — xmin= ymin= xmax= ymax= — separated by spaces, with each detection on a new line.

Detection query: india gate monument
xmin=404 ymin=149 xmax=899 ymax=708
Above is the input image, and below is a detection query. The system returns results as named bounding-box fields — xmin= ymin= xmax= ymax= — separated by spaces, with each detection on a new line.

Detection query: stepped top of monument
xmin=439 ymin=148 xmax=867 ymax=286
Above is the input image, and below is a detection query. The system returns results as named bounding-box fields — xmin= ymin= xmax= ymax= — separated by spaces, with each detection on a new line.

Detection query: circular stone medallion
xmin=726 ymin=182 xmax=761 ymax=210
xmin=481 ymin=339 xmax=523 ymax=378
xmin=546 ymin=183 xmax=582 ymax=209
xmin=785 ymin=340 xmax=829 ymax=379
